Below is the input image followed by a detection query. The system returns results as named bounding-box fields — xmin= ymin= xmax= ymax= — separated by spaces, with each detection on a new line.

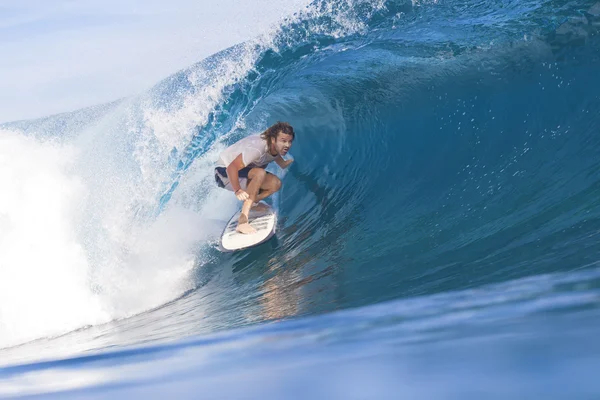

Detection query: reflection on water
xmin=260 ymin=258 xmax=302 ymax=321
xmin=258 ymin=247 xmax=344 ymax=323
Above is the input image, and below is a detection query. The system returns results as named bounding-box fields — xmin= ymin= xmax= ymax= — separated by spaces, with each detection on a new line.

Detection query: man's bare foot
xmin=236 ymin=214 xmax=256 ymax=234
xmin=236 ymin=222 xmax=257 ymax=234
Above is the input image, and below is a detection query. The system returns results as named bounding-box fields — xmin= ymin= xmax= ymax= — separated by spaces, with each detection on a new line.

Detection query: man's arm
xmin=226 ymin=154 xmax=246 ymax=193
xmin=275 ymin=155 xmax=294 ymax=169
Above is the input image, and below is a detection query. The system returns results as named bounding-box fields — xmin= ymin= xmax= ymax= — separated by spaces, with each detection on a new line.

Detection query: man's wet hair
xmin=261 ymin=121 xmax=295 ymax=147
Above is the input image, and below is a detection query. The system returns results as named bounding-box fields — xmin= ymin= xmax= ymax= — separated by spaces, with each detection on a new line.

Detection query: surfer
xmin=214 ymin=121 xmax=295 ymax=234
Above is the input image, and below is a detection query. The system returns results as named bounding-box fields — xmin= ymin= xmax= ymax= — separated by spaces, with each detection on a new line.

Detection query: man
xmin=215 ymin=121 xmax=295 ymax=234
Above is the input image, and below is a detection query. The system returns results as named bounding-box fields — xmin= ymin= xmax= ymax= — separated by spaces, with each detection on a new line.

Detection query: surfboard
xmin=220 ymin=202 xmax=277 ymax=252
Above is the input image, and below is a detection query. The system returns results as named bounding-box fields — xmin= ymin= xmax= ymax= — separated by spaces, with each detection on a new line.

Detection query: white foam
xmin=0 ymin=130 xmax=109 ymax=348
xmin=0 ymin=127 xmax=213 ymax=348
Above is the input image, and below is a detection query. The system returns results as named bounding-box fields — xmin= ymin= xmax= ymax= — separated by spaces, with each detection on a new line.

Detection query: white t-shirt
xmin=217 ymin=134 xmax=277 ymax=169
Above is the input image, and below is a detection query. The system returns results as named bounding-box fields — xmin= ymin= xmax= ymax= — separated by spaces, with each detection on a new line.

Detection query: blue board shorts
xmin=214 ymin=165 xmax=271 ymax=192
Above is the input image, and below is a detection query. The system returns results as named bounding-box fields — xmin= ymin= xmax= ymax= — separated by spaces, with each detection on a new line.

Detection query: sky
xmin=0 ymin=0 xmax=311 ymax=123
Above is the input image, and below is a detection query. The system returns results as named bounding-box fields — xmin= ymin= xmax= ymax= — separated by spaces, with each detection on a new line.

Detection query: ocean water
xmin=1 ymin=0 xmax=600 ymax=398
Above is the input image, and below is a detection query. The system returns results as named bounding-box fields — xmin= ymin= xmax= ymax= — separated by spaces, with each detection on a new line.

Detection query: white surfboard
xmin=220 ymin=202 xmax=277 ymax=252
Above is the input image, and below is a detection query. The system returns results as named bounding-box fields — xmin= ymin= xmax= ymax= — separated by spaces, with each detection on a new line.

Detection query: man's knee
xmin=249 ymin=168 xmax=267 ymax=180
xmin=272 ymin=177 xmax=282 ymax=192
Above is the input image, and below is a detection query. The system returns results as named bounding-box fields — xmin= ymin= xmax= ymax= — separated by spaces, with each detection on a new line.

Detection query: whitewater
xmin=1 ymin=0 xmax=600 ymax=398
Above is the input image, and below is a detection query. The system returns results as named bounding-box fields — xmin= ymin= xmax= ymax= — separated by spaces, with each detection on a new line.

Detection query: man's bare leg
xmin=250 ymin=174 xmax=282 ymax=212
xmin=237 ymin=168 xmax=267 ymax=234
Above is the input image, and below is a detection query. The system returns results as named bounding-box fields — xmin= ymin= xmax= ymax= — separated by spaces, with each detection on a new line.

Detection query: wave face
xmin=1 ymin=0 xmax=600 ymax=396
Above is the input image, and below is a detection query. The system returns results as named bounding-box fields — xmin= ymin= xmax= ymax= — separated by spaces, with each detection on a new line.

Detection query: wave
xmin=1 ymin=0 xmax=599 ymax=350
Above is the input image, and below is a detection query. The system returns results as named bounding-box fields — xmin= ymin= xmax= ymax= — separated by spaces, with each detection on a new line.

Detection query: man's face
xmin=274 ymin=132 xmax=294 ymax=156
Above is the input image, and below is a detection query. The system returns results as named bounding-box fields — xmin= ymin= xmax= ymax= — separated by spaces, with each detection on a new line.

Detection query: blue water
xmin=1 ymin=0 xmax=600 ymax=398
